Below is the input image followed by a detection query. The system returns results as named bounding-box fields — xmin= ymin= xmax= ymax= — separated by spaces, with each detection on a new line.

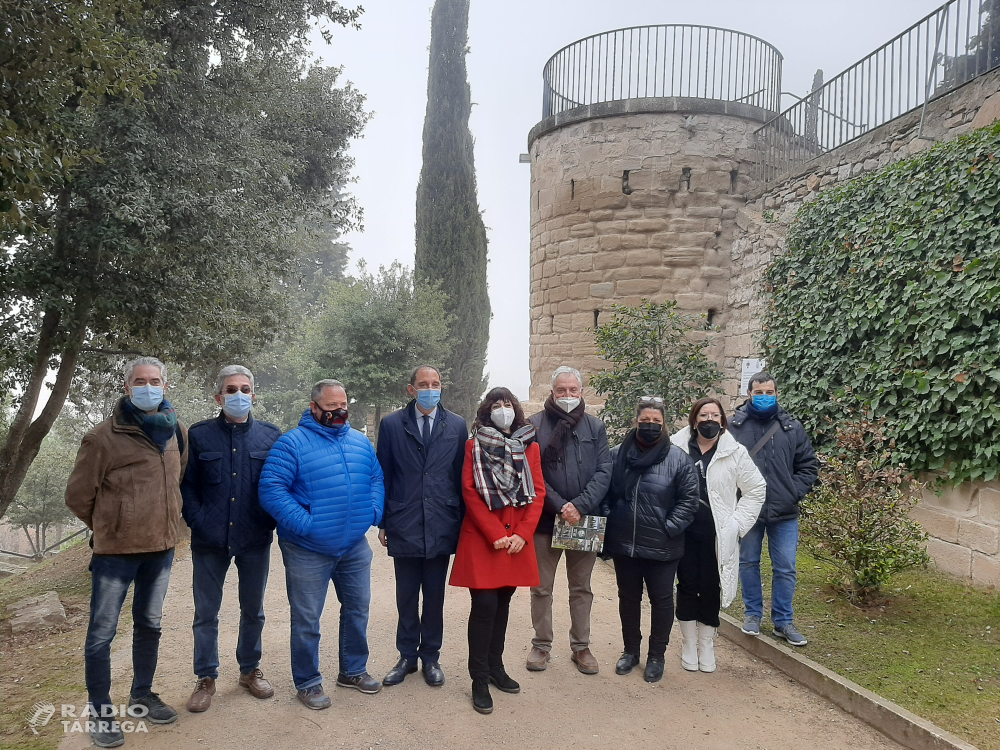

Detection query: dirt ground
xmin=54 ymin=532 xmax=904 ymax=750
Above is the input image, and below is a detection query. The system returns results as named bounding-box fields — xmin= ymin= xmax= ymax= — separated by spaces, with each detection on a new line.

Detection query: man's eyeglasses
xmin=223 ymin=386 xmax=253 ymax=395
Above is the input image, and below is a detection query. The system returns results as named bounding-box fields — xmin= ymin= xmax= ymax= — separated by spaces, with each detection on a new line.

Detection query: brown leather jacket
xmin=65 ymin=398 xmax=189 ymax=555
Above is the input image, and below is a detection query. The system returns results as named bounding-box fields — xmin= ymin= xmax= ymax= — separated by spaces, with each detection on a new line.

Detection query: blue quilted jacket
xmin=181 ymin=413 xmax=281 ymax=556
xmin=258 ymin=410 xmax=384 ymax=557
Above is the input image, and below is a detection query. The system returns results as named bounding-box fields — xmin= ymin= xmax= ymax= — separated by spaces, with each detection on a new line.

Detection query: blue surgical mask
xmin=416 ymin=389 xmax=441 ymax=410
xmin=752 ymin=394 xmax=777 ymax=410
xmin=130 ymin=384 xmax=163 ymax=412
xmin=222 ymin=391 xmax=252 ymax=419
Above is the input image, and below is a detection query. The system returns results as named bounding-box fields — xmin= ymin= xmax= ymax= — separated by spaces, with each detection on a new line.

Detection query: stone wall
xmin=728 ymin=68 xmax=1000 ymax=585
xmin=527 ymin=108 xmax=766 ymax=404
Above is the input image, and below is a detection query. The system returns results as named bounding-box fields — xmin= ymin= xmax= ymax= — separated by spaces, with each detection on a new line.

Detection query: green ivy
xmin=762 ymin=122 xmax=1000 ymax=484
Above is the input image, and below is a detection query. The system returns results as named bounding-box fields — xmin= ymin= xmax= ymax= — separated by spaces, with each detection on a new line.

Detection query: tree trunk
xmin=21 ymin=526 xmax=38 ymax=557
xmin=0 ymin=302 xmax=91 ymax=519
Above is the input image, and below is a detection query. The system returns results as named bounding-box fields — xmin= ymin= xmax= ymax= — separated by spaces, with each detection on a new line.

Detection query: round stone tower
xmin=527 ymin=25 xmax=783 ymax=404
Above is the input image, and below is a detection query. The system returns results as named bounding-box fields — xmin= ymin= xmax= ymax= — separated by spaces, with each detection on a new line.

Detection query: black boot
xmin=644 ymin=655 xmax=665 ymax=683
xmin=615 ymin=652 xmax=640 ymax=675
xmin=472 ymin=676 xmax=493 ymax=714
xmin=489 ymin=667 xmax=520 ymax=694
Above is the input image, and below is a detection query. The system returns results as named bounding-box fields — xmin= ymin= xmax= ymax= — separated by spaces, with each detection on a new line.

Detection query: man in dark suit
xmin=376 ymin=365 xmax=467 ymax=687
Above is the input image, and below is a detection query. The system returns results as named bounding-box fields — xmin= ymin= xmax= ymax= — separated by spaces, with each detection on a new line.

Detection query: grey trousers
xmin=529 ymin=531 xmax=597 ymax=652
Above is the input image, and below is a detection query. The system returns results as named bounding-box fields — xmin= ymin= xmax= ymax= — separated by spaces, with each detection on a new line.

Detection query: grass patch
xmin=726 ymin=547 xmax=1000 ymax=750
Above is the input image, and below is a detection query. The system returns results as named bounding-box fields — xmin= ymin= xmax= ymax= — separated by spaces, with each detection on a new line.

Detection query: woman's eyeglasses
xmin=638 ymin=395 xmax=664 ymax=405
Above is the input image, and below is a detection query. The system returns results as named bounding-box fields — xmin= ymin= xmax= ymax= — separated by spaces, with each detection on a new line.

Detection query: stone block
xmin=806 ymin=174 xmax=822 ymax=192
xmin=589 ymin=210 xmax=615 ymax=222
xmin=547 ymin=286 xmax=568 ymax=303
xmin=9 ymin=591 xmax=67 ymax=634
xmin=627 ymin=218 xmax=669 ymax=233
xmin=910 ymin=505 xmax=960 ymax=543
xmin=569 ymin=223 xmax=595 ymax=238
xmin=920 ymin=483 xmax=977 ymax=514
xmin=619 ymin=234 xmax=649 ymax=250
xmin=594 ymin=251 xmax=625 ymax=270
xmin=958 ymin=519 xmax=1000 ymax=555
xmin=661 ymin=248 xmax=704 ymax=266
xmin=978 ymin=484 xmax=1000 ymax=524
xmin=567 ymin=255 xmax=593 ymax=272
xmin=615 ymin=278 xmax=663 ymax=296
xmin=668 ymin=218 xmax=708 ymax=233
xmin=577 ymin=237 xmax=600 ymax=254
xmin=971 ymin=552 xmax=1000 ymax=587
xmin=625 ymin=249 xmax=663 ymax=266
xmin=925 ymin=537 xmax=972 ymax=578
xmin=595 ymin=220 xmax=628 ymax=236
xmin=568 ymin=283 xmax=591 ymax=300
xmin=590 ymin=282 xmax=615 ymax=298
xmin=970 ymin=91 xmax=1000 ymax=129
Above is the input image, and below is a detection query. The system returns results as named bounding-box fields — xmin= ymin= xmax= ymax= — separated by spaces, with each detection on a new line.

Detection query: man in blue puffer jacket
xmin=259 ymin=379 xmax=385 ymax=710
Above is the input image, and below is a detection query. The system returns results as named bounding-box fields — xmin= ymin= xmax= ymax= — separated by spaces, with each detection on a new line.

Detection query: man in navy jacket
xmin=180 ymin=365 xmax=282 ymax=713
xmin=376 ymin=365 xmax=467 ymax=688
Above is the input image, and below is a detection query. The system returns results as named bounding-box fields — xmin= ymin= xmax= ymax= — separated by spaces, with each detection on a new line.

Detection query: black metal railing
xmin=541 ymin=25 xmax=784 ymax=119
xmin=754 ymin=0 xmax=1000 ymax=186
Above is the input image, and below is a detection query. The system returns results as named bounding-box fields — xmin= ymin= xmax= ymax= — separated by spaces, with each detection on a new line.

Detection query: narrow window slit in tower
xmin=681 ymin=167 xmax=692 ymax=191
xmin=730 ymin=169 xmax=739 ymax=194
xmin=571 ymin=179 xmax=575 ymax=199
xmin=622 ymin=170 xmax=633 ymax=195
xmin=593 ymin=309 xmax=600 ymax=328
xmin=706 ymin=308 xmax=717 ymax=326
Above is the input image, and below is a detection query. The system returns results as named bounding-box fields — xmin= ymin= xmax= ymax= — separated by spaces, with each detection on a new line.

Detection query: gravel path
xmin=58 ymin=531 xmax=903 ymax=750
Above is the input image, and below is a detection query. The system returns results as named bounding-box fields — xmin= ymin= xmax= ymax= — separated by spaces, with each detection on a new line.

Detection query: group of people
xmin=65 ymin=356 xmax=817 ymax=746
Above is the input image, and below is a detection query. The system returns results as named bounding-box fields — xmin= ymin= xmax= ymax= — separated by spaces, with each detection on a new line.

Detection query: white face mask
xmin=490 ymin=406 xmax=515 ymax=430
xmin=555 ymin=397 xmax=581 ymax=413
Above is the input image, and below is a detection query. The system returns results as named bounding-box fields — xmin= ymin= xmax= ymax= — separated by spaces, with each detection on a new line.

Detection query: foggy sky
xmin=307 ymin=0 xmax=947 ymax=400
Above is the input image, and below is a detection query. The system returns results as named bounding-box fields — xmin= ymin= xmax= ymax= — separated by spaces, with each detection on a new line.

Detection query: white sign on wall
xmin=740 ymin=358 xmax=767 ymax=395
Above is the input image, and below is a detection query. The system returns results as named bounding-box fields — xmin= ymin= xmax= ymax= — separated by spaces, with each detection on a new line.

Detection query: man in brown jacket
xmin=66 ymin=356 xmax=188 ymax=749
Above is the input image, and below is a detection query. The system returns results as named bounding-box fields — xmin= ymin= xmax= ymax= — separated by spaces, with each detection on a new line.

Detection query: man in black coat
xmin=526 ymin=366 xmax=612 ymax=675
xmin=376 ymin=365 xmax=467 ymax=687
xmin=180 ymin=365 xmax=282 ymax=712
xmin=728 ymin=371 xmax=818 ymax=647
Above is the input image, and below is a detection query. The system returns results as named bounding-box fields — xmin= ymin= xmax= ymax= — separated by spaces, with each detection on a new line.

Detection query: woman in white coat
xmin=670 ymin=397 xmax=766 ymax=673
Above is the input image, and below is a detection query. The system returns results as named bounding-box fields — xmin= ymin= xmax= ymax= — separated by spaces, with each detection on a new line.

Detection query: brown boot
xmin=571 ymin=648 xmax=600 ymax=675
xmin=186 ymin=677 xmax=216 ymax=713
xmin=525 ymin=647 xmax=550 ymax=671
xmin=239 ymin=668 xmax=274 ymax=699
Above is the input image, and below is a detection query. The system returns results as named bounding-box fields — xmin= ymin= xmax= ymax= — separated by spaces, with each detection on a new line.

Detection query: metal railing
xmin=755 ymin=0 xmax=1000 ymax=186
xmin=542 ymin=25 xmax=783 ymax=119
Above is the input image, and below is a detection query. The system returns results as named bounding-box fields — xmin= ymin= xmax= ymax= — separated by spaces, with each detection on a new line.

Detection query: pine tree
xmin=414 ymin=0 xmax=490 ymax=421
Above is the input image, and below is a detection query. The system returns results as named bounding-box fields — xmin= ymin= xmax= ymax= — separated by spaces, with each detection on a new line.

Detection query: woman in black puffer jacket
xmin=601 ymin=397 xmax=700 ymax=683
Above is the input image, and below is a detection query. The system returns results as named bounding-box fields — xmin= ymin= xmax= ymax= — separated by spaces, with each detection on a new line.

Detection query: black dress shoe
xmin=422 ymin=661 xmax=445 ymax=687
xmin=615 ymin=651 xmax=640 ymax=675
xmin=382 ymin=658 xmax=417 ymax=686
xmin=644 ymin=655 xmax=665 ymax=683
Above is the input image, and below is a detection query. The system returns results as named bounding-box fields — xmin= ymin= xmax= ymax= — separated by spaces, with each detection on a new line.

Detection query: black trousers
xmin=675 ymin=533 xmax=721 ymax=627
xmin=393 ymin=555 xmax=450 ymax=664
xmin=612 ymin=554 xmax=680 ymax=659
xmin=467 ymin=587 xmax=515 ymax=679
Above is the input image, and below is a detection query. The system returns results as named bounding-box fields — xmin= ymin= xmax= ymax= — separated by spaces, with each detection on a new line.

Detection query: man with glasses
xmin=729 ymin=371 xmax=817 ymax=647
xmin=181 ymin=365 xmax=282 ymax=712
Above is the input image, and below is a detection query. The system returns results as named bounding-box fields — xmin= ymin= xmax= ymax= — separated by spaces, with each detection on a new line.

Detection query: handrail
xmin=541 ymin=25 xmax=783 ymax=119
xmin=754 ymin=0 xmax=1000 ymax=187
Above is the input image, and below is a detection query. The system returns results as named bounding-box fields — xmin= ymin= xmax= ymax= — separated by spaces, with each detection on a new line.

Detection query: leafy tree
xmin=591 ymin=300 xmax=722 ymax=441
xmin=0 ymin=0 xmax=369 ymax=519
xmin=6 ymin=431 xmax=78 ymax=557
xmin=1 ymin=0 xmax=160 ymax=234
xmin=414 ymin=0 xmax=490 ymax=422
xmin=311 ymin=261 xmax=452 ymax=437
xmin=802 ymin=415 xmax=929 ymax=605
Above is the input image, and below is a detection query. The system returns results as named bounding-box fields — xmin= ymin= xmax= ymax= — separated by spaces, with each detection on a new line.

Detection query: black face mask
xmin=697 ymin=421 xmax=722 ymax=439
xmin=316 ymin=407 xmax=348 ymax=428
xmin=636 ymin=423 xmax=663 ymax=444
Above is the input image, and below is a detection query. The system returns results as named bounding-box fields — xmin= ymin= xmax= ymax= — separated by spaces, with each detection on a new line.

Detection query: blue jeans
xmin=192 ymin=544 xmax=270 ymax=679
xmin=85 ymin=549 xmax=175 ymax=715
xmin=739 ymin=518 xmax=799 ymax=626
xmin=278 ymin=536 xmax=373 ymax=690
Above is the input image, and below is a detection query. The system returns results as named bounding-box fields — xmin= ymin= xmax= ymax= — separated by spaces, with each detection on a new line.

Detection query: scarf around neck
xmin=472 ymin=424 xmax=537 ymax=510
xmin=608 ymin=428 xmax=672 ymax=507
xmin=541 ymin=394 xmax=585 ymax=468
xmin=124 ymin=397 xmax=178 ymax=453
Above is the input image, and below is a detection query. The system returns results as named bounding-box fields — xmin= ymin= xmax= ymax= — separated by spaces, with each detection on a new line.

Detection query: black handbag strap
xmin=749 ymin=421 xmax=781 ymax=457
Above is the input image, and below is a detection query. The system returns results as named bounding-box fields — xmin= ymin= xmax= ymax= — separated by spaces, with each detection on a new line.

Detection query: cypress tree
xmin=414 ymin=0 xmax=490 ymax=421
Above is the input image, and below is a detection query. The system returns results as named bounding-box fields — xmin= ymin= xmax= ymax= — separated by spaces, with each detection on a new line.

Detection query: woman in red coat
xmin=450 ymin=387 xmax=545 ymax=714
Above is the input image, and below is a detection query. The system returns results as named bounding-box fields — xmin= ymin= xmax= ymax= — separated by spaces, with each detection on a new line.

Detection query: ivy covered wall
xmin=761 ymin=122 xmax=1000 ymax=485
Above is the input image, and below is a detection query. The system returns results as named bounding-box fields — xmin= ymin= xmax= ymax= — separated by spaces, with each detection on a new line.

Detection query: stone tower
xmin=527 ymin=25 xmax=783 ymax=404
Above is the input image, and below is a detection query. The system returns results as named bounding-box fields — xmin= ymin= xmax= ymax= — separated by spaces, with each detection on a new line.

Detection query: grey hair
xmin=124 ymin=356 xmax=166 ymax=384
xmin=409 ymin=364 xmax=442 ymax=385
xmin=551 ymin=365 xmax=583 ymax=389
xmin=311 ymin=379 xmax=346 ymax=403
xmin=216 ymin=365 xmax=255 ymax=394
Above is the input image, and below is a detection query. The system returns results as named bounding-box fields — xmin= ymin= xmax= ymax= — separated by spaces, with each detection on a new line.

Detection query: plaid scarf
xmin=472 ymin=424 xmax=537 ymax=510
